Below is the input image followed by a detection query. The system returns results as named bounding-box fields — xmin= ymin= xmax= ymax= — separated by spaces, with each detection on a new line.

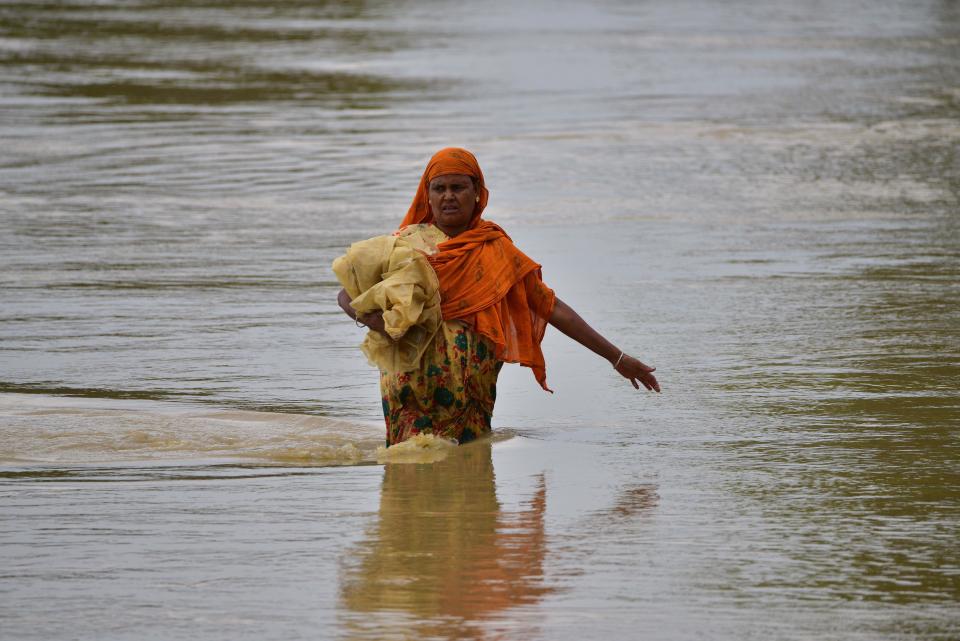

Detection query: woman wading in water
xmin=337 ymin=148 xmax=660 ymax=446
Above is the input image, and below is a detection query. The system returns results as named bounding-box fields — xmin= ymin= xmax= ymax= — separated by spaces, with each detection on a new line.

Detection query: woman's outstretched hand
xmin=615 ymin=354 xmax=660 ymax=393
xmin=547 ymin=298 xmax=662 ymax=393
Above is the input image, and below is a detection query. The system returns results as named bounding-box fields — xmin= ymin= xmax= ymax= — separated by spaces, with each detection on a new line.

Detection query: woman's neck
xmin=432 ymin=221 xmax=467 ymax=238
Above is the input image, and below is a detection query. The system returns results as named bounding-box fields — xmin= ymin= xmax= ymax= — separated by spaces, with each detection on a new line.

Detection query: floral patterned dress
xmin=381 ymin=224 xmax=504 ymax=446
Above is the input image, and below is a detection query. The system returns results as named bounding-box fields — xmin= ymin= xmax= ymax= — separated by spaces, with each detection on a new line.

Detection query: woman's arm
xmin=337 ymin=288 xmax=358 ymax=321
xmin=548 ymin=297 xmax=660 ymax=392
xmin=338 ymin=288 xmax=390 ymax=338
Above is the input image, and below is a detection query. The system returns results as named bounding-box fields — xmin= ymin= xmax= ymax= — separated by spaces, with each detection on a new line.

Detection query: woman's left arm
xmin=548 ymin=297 xmax=660 ymax=392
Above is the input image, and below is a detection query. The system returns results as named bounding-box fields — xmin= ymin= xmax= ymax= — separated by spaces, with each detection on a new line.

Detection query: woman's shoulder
xmin=394 ymin=223 xmax=448 ymax=255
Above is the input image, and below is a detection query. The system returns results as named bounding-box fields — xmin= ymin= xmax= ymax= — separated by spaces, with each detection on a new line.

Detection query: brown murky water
xmin=1 ymin=1 xmax=958 ymax=639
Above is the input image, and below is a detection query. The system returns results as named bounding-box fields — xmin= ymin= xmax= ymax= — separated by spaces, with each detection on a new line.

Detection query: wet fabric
xmin=379 ymin=224 xmax=502 ymax=446
xmin=381 ymin=318 xmax=502 ymax=446
xmin=400 ymin=147 xmax=557 ymax=390
xmin=332 ymin=235 xmax=442 ymax=373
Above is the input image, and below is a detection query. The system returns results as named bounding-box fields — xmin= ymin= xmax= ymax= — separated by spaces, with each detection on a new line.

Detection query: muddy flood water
xmin=1 ymin=1 xmax=958 ymax=639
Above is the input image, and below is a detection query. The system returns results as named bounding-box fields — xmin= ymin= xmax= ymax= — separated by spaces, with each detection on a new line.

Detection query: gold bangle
xmin=613 ymin=351 xmax=625 ymax=368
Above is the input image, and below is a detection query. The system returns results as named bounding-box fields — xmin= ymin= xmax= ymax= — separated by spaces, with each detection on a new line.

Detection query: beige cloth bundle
xmin=332 ymin=235 xmax=442 ymax=373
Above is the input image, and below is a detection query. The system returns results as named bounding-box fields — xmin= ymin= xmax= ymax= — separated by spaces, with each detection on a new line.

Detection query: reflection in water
xmin=339 ymin=441 xmax=551 ymax=640
xmin=601 ymin=483 xmax=660 ymax=520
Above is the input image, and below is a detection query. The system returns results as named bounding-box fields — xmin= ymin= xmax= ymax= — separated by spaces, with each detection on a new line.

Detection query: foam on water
xmin=0 ymin=393 xmax=385 ymax=466
xmin=375 ymin=432 xmax=459 ymax=464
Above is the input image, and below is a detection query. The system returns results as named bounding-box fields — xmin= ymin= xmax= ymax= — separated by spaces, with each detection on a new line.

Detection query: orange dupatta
xmin=400 ymin=148 xmax=556 ymax=391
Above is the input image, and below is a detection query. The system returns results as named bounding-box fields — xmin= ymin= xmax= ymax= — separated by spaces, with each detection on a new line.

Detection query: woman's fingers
xmin=617 ymin=356 xmax=661 ymax=392
xmin=360 ymin=312 xmax=386 ymax=332
xmin=646 ymin=373 xmax=661 ymax=393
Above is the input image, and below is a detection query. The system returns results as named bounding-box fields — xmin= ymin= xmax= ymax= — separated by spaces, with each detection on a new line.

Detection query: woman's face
xmin=428 ymin=174 xmax=477 ymax=237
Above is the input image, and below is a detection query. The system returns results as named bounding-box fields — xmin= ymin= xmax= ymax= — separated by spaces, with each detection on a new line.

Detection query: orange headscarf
xmin=400 ymin=148 xmax=556 ymax=391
